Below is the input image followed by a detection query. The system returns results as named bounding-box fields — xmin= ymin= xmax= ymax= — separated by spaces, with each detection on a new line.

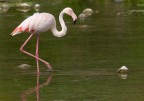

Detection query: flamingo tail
xmin=11 ymin=27 xmax=23 ymax=36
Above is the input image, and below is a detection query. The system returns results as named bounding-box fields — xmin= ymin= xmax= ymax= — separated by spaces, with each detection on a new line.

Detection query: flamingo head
xmin=63 ymin=7 xmax=77 ymax=24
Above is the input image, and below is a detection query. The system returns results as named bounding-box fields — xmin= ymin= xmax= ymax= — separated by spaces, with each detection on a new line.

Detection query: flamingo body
xmin=11 ymin=13 xmax=54 ymax=36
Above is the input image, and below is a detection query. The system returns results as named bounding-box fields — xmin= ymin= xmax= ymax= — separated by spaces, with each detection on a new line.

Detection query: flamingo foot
xmin=46 ymin=63 xmax=53 ymax=72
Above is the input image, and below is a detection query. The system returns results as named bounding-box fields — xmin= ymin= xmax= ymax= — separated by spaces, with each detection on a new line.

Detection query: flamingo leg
xmin=36 ymin=34 xmax=40 ymax=73
xmin=20 ymin=33 xmax=52 ymax=71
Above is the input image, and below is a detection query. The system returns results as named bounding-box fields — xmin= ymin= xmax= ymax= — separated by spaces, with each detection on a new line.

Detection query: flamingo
xmin=11 ymin=7 xmax=77 ymax=72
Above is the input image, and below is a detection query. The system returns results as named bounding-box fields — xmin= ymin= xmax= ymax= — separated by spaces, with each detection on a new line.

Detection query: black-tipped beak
xmin=74 ymin=19 xmax=77 ymax=25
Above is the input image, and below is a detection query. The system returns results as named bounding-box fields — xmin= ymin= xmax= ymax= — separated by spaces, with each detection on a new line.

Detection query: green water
xmin=0 ymin=0 xmax=144 ymax=101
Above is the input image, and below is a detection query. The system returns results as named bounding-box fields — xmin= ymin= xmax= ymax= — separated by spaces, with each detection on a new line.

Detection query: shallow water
xmin=0 ymin=0 xmax=144 ymax=101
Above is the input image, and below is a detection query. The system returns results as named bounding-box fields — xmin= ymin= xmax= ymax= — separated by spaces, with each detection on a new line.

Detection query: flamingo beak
xmin=74 ymin=19 xmax=77 ymax=25
xmin=71 ymin=12 xmax=77 ymax=25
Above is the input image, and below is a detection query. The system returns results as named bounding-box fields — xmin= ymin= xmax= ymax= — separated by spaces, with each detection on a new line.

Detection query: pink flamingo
xmin=11 ymin=7 xmax=77 ymax=72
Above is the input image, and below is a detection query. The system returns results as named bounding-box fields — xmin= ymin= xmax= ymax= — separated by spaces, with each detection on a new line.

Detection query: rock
xmin=78 ymin=13 xmax=87 ymax=19
xmin=117 ymin=66 xmax=128 ymax=73
xmin=82 ymin=8 xmax=94 ymax=16
xmin=34 ymin=3 xmax=40 ymax=12
xmin=18 ymin=64 xmax=31 ymax=69
xmin=17 ymin=3 xmax=31 ymax=8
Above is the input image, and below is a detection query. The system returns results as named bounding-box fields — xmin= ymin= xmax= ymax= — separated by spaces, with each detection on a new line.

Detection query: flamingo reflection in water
xmin=21 ymin=60 xmax=52 ymax=101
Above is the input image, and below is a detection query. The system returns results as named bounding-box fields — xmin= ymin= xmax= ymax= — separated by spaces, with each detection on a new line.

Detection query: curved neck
xmin=51 ymin=11 xmax=67 ymax=37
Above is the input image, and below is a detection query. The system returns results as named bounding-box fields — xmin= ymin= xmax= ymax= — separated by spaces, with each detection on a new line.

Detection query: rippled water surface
xmin=0 ymin=0 xmax=144 ymax=101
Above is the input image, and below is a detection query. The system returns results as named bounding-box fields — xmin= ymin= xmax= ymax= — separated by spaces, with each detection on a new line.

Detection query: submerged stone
xmin=118 ymin=73 xmax=128 ymax=79
xmin=18 ymin=64 xmax=31 ymax=69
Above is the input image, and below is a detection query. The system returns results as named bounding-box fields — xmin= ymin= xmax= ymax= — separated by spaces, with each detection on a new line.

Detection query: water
xmin=0 ymin=0 xmax=144 ymax=101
